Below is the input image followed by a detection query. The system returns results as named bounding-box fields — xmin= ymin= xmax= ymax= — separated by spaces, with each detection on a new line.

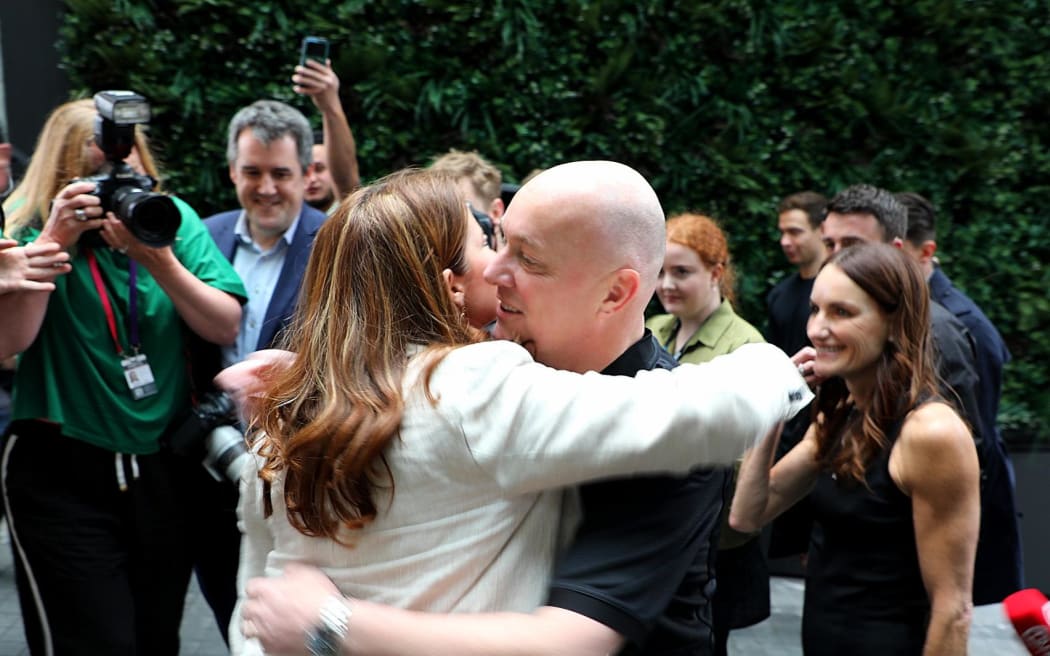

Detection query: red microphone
xmin=1005 ymin=589 xmax=1050 ymax=655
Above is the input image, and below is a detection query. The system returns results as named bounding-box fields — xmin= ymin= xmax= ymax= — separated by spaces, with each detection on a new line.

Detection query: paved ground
xmin=0 ymin=519 xmax=1030 ymax=654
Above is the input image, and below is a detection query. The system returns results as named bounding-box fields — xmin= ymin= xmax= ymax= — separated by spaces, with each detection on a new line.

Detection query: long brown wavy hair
xmin=812 ymin=243 xmax=940 ymax=484
xmin=252 ymin=168 xmax=485 ymax=541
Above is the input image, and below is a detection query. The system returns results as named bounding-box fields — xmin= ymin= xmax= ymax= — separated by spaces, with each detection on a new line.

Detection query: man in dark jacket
xmin=193 ymin=99 xmax=327 ymax=643
xmin=896 ymin=190 xmax=1022 ymax=604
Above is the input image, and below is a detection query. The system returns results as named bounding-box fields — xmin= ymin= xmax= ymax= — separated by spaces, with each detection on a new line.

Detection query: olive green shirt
xmin=647 ymin=299 xmax=764 ymax=365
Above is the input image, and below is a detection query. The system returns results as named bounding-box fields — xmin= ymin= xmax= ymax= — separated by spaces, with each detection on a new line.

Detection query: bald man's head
xmin=483 ymin=161 xmax=666 ymax=372
xmin=520 ymin=161 xmax=666 ymax=288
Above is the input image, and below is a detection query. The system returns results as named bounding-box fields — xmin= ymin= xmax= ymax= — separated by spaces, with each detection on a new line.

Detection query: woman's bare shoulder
xmin=892 ymin=401 xmax=977 ymax=495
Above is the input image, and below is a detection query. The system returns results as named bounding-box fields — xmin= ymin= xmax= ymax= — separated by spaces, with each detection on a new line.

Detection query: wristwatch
xmin=306 ymin=594 xmax=352 ymax=656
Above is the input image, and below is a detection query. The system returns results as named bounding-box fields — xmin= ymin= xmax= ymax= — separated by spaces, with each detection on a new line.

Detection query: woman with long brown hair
xmin=730 ymin=242 xmax=980 ymax=655
xmin=231 ymin=168 xmax=810 ymax=655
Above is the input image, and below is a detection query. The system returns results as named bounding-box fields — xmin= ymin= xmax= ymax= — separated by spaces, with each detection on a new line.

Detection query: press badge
xmin=121 ymin=353 xmax=158 ymax=400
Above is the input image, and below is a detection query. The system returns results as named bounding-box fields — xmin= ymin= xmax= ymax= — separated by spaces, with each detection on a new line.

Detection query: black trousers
xmin=1 ymin=421 xmax=193 ymax=655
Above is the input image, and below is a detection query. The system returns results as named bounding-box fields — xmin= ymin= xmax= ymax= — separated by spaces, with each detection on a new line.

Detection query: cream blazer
xmin=231 ymin=340 xmax=811 ymax=654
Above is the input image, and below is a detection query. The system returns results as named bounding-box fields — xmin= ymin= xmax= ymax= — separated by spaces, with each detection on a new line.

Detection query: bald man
xmin=238 ymin=162 xmax=804 ymax=655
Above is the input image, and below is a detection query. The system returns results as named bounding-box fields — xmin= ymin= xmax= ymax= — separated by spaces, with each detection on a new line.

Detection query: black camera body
xmin=76 ymin=90 xmax=181 ymax=248
xmin=78 ymin=163 xmax=181 ymax=248
xmin=166 ymin=391 xmax=251 ymax=484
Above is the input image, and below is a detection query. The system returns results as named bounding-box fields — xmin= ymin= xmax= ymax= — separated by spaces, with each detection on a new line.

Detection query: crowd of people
xmin=0 ymin=49 xmax=1022 ymax=656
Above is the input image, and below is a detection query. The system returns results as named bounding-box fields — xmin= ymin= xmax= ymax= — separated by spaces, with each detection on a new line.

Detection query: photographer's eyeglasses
xmin=466 ymin=202 xmax=497 ymax=250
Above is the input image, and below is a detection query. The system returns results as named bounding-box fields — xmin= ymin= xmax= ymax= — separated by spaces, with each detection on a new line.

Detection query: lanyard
xmin=86 ymin=249 xmax=139 ymax=355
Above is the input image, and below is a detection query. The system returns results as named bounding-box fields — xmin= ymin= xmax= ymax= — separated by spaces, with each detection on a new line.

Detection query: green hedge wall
xmin=59 ymin=0 xmax=1048 ymax=443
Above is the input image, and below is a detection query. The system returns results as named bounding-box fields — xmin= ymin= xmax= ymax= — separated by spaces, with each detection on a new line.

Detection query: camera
xmin=166 ymin=391 xmax=251 ymax=484
xmin=76 ymin=90 xmax=181 ymax=248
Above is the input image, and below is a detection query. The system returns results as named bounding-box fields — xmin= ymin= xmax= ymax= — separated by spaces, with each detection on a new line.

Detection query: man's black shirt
xmin=547 ymin=330 xmax=727 ymax=654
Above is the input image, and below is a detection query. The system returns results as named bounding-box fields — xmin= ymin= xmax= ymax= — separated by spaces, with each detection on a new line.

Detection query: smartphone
xmin=299 ymin=36 xmax=329 ymax=66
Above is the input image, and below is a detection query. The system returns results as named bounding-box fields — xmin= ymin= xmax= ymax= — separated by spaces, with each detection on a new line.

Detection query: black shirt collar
xmin=602 ymin=329 xmax=679 ymax=376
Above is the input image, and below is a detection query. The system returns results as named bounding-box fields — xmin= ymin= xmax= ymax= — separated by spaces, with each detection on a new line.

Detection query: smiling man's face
xmin=229 ymin=130 xmax=305 ymax=248
xmin=483 ymin=185 xmax=613 ymax=372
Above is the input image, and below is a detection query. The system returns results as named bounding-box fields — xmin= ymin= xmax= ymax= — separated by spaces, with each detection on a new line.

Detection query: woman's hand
xmin=38 ymin=181 xmax=105 ymax=250
xmin=790 ymin=346 xmax=822 ymax=388
xmin=215 ymin=349 xmax=296 ymax=420
xmin=98 ymin=214 xmax=176 ymax=270
xmin=0 ymin=239 xmax=71 ymax=293
xmin=242 ymin=563 xmax=344 ymax=653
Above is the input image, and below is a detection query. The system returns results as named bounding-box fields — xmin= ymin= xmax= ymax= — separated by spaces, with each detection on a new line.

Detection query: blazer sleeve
xmin=430 ymin=341 xmax=812 ymax=494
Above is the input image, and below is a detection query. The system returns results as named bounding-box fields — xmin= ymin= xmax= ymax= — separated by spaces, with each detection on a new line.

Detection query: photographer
xmin=0 ymin=96 xmax=245 ymax=655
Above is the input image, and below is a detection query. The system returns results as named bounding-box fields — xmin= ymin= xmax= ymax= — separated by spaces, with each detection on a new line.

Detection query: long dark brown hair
xmin=812 ymin=243 xmax=940 ymax=483
xmin=252 ymin=168 xmax=484 ymax=542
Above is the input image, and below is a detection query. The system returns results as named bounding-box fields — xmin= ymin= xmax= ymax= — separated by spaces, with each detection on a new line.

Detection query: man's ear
xmin=920 ymin=239 xmax=937 ymax=264
xmin=891 ymin=237 xmax=904 ymax=249
xmin=488 ymin=197 xmax=505 ymax=220
xmin=599 ymin=268 xmax=641 ymax=315
xmin=228 ymin=163 xmax=237 ymax=184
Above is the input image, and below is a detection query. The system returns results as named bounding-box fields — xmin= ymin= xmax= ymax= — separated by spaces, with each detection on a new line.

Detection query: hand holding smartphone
xmin=299 ymin=36 xmax=329 ymax=67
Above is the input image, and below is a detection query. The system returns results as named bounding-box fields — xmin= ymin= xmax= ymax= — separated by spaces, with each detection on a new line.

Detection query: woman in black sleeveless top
xmin=730 ymin=243 xmax=980 ymax=655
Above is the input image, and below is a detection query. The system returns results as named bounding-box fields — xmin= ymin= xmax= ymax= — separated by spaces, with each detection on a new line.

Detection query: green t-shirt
xmin=13 ymin=196 xmax=247 ymax=454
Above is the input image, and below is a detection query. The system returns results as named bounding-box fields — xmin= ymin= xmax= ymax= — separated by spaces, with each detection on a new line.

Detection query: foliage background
xmin=58 ymin=0 xmax=1048 ymax=443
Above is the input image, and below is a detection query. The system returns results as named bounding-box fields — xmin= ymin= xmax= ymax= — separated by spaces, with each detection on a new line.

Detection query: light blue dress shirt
xmin=220 ymin=210 xmax=302 ymax=367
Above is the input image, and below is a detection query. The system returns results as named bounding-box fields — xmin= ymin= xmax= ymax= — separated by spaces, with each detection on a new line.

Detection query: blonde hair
xmin=3 ymin=98 xmax=162 ymax=237
xmin=429 ymin=149 xmax=501 ymax=207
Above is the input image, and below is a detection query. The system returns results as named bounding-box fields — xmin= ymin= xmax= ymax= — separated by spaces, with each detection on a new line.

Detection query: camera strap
xmin=86 ymin=248 xmax=157 ymax=400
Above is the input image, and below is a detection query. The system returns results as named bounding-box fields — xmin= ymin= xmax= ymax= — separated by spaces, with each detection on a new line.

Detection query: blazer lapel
xmin=256 ymin=208 xmax=318 ymax=350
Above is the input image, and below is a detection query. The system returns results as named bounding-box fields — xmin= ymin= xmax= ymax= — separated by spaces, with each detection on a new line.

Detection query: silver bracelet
xmin=306 ymin=594 xmax=352 ymax=656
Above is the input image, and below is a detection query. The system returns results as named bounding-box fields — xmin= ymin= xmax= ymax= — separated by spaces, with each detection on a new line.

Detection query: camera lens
xmin=114 ymin=189 xmax=181 ymax=247
xmin=204 ymin=425 xmax=251 ymax=483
